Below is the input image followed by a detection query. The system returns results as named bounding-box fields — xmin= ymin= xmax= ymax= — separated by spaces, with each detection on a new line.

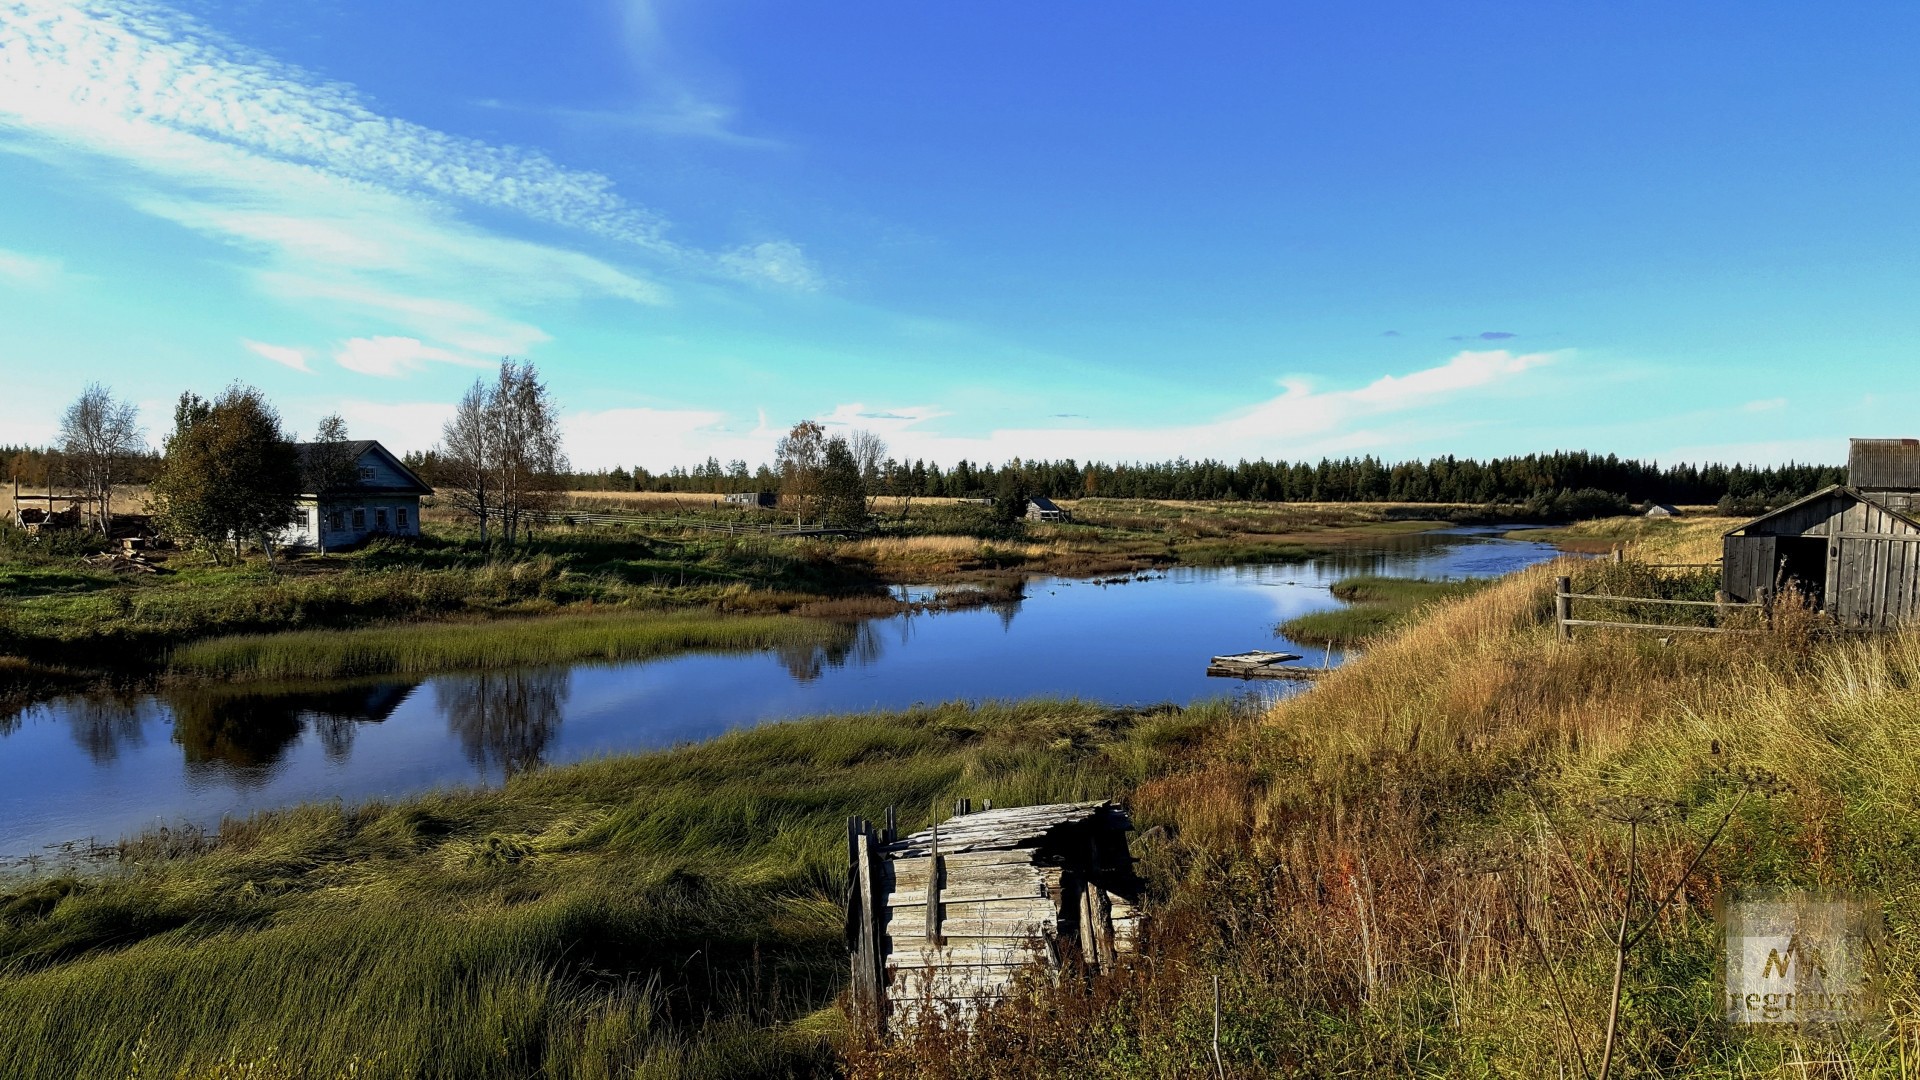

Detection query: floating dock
xmin=1206 ymin=650 xmax=1326 ymax=680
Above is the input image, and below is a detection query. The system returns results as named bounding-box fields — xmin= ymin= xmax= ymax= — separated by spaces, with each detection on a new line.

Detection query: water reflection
xmin=165 ymin=682 xmax=420 ymax=781
xmin=64 ymin=695 xmax=150 ymax=764
xmin=771 ymin=620 xmax=885 ymax=682
xmin=436 ymin=669 xmax=569 ymax=777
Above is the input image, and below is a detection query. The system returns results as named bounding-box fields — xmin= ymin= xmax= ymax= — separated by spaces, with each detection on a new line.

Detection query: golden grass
xmin=1522 ymin=512 xmax=1739 ymax=563
xmin=874 ymin=563 xmax=1920 ymax=1075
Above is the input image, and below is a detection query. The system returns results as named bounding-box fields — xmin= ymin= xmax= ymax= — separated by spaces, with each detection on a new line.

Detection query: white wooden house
xmin=278 ymin=440 xmax=432 ymax=551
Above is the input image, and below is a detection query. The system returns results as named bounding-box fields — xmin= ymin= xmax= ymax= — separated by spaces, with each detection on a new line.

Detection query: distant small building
xmin=1025 ymin=495 xmax=1070 ymax=522
xmin=278 ymin=440 xmax=432 ymax=551
xmin=724 ymin=491 xmax=778 ymax=508
xmin=1644 ymin=503 xmax=1680 ymax=517
xmin=1722 ymin=438 xmax=1920 ymax=627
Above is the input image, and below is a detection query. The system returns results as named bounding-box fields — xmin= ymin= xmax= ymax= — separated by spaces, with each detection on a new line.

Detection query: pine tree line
xmin=540 ymin=450 xmax=1844 ymax=508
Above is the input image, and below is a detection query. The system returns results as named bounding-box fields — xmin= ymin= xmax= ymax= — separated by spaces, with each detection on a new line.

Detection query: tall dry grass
xmin=862 ymin=561 xmax=1920 ymax=1076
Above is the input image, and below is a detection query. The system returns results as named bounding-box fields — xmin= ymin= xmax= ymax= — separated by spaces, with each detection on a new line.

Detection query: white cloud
xmin=334 ymin=399 xmax=456 ymax=452
xmin=1740 ymin=397 xmax=1789 ymax=413
xmin=242 ymin=338 xmax=310 ymax=372
xmin=720 ymin=240 xmax=822 ymax=291
xmin=0 ymin=0 xmax=810 ymax=371
xmin=562 ymin=350 xmax=1561 ymax=469
xmin=0 ymin=247 xmax=62 ymax=284
xmin=334 ymin=336 xmax=487 ymax=378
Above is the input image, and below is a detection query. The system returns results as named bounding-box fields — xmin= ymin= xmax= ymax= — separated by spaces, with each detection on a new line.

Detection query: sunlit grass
xmin=0 ymin=698 xmax=1235 ymax=1079
xmin=169 ymin=610 xmax=843 ymax=681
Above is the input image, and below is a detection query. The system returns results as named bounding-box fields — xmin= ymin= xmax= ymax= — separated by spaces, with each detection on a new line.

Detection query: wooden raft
xmin=1206 ymin=650 xmax=1325 ymax=680
xmin=845 ymin=799 xmax=1142 ymax=1034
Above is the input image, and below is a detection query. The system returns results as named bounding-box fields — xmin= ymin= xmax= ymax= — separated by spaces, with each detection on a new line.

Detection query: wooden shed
xmin=1722 ymin=439 xmax=1920 ymax=627
xmin=845 ymin=800 xmax=1142 ymax=1034
xmin=1024 ymin=496 xmax=1071 ymax=522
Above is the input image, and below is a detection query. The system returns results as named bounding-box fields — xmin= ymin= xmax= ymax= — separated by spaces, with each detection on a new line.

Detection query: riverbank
xmin=0 ymin=501 xmax=1457 ymax=701
xmin=865 ymin=561 xmax=1920 ymax=1076
xmin=0 ymin=697 xmax=1234 ymax=1079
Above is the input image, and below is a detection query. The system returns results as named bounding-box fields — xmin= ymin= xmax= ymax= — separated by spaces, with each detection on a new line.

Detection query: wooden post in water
xmin=1555 ymin=576 xmax=1573 ymax=642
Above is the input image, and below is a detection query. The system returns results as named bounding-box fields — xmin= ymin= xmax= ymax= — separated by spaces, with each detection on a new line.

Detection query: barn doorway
xmin=1774 ymin=537 xmax=1830 ymax=607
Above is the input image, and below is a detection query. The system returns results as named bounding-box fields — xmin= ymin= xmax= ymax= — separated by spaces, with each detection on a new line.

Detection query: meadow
xmin=0 ymin=698 xmax=1228 ymax=1079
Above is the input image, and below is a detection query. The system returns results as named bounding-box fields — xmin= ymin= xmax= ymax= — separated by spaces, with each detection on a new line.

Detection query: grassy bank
xmin=864 ymin=563 xmax=1920 ymax=1076
xmin=0 ymin=698 xmax=1231 ymax=1079
xmin=168 ymin=610 xmax=846 ymax=681
xmin=1277 ymin=574 xmax=1490 ymax=645
xmin=1516 ymin=512 xmax=1737 ymax=563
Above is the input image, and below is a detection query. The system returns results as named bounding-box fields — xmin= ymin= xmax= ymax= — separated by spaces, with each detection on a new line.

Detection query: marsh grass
xmin=1279 ymin=574 xmax=1490 ymax=645
xmin=169 ymin=610 xmax=844 ymax=681
xmin=0 ymin=697 xmax=1234 ymax=1079
xmin=862 ymin=563 xmax=1920 ymax=1077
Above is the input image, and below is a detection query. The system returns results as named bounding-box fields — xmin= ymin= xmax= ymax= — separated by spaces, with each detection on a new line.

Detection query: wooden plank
xmin=855 ymin=829 xmax=883 ymax=1027
xmin=924 ymin=822 xmax=941 ymax=944
xmin=1560 ymin=619 xmax=1747 ymax=634
xmin=1567 ymin=593 xmax=1760 ymax=608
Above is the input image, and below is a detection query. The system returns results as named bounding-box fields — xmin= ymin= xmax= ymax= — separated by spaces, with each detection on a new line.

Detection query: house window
xmin=352 ymin=508 xmax=366 ymax=529
xmin=396 ymin=507 xmax=410 ymax=531
xmin=358 ymin=466 xmax=376 ymax=481
xmin=328 ymin=511 xmax=343 ymax=531
xmin=375 ymin=508 xmax=389 ymax=531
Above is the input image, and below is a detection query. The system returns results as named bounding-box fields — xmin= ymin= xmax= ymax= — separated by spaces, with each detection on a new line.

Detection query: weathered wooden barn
xmin=724 ymin=491 xmax=778 ymax=508
xmin=845 ymin=800 xmax=1142 ymax=1034
xmin=1722 ymin=439 xmax=1920 ymax=627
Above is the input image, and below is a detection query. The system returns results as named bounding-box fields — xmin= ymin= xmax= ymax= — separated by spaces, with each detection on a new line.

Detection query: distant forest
xmin=463 ymin=450 xmax=1844 ymax=512
xmin=5 ymin=441 xmax=1843 ymax=514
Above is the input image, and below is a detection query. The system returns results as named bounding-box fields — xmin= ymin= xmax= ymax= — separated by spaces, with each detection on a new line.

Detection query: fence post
xmin=1758 ymin=586 xmax=1773 ymax=631
xmin=1611 ymin=546 xmax=1623 ymax=565
xmin=1714 ymin=589 xmax=1728 ymax=625
xmin=1555 ymin=576 xmax=1573 ymax=642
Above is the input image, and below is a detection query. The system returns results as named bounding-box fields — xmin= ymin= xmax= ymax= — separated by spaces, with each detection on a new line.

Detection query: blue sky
xmin=2 ymin=1 xmax=1916 ymax=469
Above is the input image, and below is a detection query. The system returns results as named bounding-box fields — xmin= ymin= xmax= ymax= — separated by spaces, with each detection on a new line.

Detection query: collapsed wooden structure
xmin=845 ymin=800 xmax=1142 ymax=1033
xmin=1206 ymin=649 xmax=1324 ymax=680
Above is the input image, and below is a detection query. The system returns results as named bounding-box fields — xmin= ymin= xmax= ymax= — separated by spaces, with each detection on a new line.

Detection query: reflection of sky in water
xmin=0 ymin=531 xmax=1564 ymax=862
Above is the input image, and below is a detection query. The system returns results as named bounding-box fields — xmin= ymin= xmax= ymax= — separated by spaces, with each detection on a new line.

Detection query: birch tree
xmin=58 ymin=383 xmax=143 ymax=532
xmin=438 ymin=361 xmax=566 ymax=547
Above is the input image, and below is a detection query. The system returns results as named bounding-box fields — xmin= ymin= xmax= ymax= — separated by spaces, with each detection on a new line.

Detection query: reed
xmin=0 ymin=698 xmax=1232 ymax=1080
xmin=168 ymin=610 xmax=842 ymax=681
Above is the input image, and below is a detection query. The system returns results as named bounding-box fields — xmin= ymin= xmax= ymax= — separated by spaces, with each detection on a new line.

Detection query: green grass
xmin=1279 ymin=574 xmax=1489 ymax=644
xmin=168 ymin=610 xmax=850 ymax=681
xmin=0 ymin=698 xmax=1234 ymax=1079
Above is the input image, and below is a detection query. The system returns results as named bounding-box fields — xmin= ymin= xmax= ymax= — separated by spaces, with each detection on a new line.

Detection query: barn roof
xmin=1724 ymin=484 xmax=1920 ymax=537
xmin=1850 ymin=438 xmax=1920 ymax=491
xmin=292 ymin=440 xmax=433 ymax=497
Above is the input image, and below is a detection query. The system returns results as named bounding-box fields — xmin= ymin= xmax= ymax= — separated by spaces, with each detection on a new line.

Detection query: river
xmin=0 ymin=526 xmax=1565 ymax=864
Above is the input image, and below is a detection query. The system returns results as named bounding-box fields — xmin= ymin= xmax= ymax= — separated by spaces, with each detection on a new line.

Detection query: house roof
xmin=1849 ymin=438 xmax=1920 ymax=491
xmin=1723 ymin=484 xmax=1920 ymax=537
xmin=292 ymin=440 xmax=433 ymax=497
xmin=1027 ymin=495 xmax=1062 ymax=512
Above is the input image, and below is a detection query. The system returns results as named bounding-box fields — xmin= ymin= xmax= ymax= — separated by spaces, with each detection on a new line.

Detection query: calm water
xmin=0 ymin=528 xmax=1563 ymax=863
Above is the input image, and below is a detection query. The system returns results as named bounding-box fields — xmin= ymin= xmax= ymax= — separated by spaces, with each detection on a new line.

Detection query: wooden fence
xmin=1554 ymin=574 xmax=1766 ymax=640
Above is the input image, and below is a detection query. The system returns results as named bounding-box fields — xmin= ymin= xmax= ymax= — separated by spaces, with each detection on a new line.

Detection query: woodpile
xmin=846 ymin=799 xmax=1143 ymax=1035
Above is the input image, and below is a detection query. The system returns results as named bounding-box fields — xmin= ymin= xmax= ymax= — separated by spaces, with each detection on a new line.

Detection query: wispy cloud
xmin=1740 ymin=397 xmax=1788 ymax=413
xmin=556 ymin=351 xmax=1563 ymax=469
xmin=0 ymin=247 xmax=63 ymax=285
xmin=612 ymin=0 xmax=774 ymax=148
xmin=1449 ymin=330 xmax=1518 ymax=342
xmin=0 ymin=0 xmax=816 ymax=367
xmin=242 ymin=339 xmax=311 ymax=373
xmin=335 ymin=336 xmax=489 ymax=378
